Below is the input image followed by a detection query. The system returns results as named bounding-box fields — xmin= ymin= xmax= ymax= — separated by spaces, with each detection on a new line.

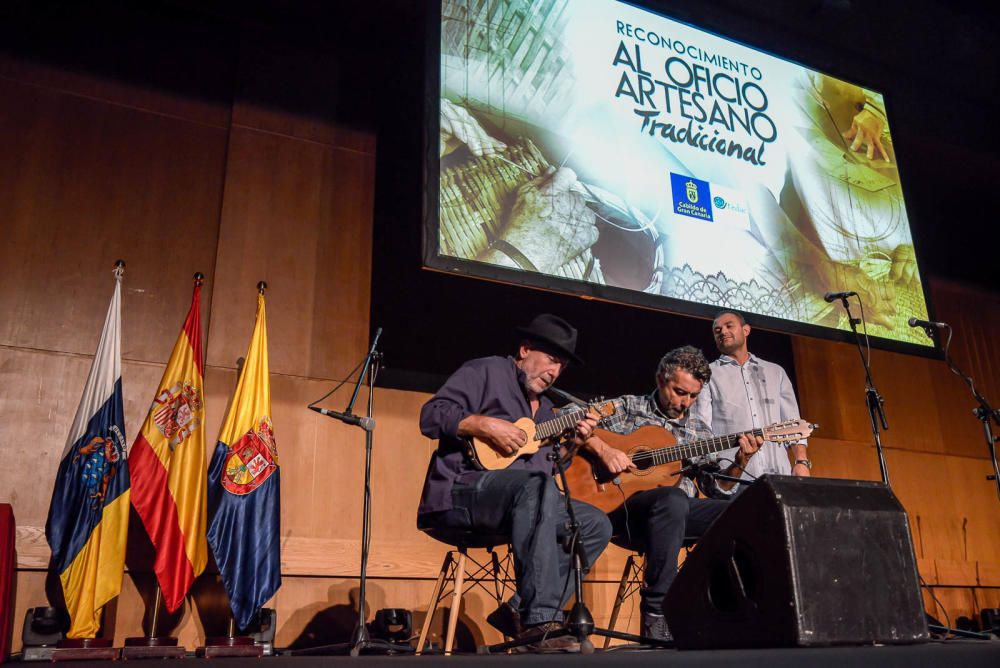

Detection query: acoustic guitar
xmin=562 ymin=419 xmax=815 ymax=513
xmin=465 ymin=399 xmax=623 ymax=471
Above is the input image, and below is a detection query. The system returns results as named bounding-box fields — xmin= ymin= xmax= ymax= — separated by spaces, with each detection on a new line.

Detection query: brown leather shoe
xmin=513 ymin=621 xmax=580 ymax=653
xmin=486 ymin=602 xmax=522 ymax=638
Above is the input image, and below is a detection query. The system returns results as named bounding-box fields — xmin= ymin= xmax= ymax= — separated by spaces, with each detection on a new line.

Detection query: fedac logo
xmin=670 ymin=172 xmax=713 ymax=222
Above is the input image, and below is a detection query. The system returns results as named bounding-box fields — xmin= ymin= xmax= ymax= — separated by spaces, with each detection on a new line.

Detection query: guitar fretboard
xmin=535 ymin=399 xmax=622 ymax=441
xmin=630 ymin=427 xmax=765 ymax=467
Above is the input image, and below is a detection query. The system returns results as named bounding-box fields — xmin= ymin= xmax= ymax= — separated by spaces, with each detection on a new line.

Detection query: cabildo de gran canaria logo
xmin=670 ymin=172 xmax=713 ymax=221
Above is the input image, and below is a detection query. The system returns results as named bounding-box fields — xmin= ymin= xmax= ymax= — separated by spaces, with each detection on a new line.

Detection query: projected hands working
xmin=480 ymin=167 xmax=599 ymax=274
xmin=844 ymin=107 xmax=890 ymax=162
xmin=440 ymin=98 xmax=507 ymax=158
xmin=440 ymin=98 xmax=600 ymax=275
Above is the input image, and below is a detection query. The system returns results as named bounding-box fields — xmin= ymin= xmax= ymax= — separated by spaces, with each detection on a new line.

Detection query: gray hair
xmin=656 ymin=345 xmax=711 ymax=385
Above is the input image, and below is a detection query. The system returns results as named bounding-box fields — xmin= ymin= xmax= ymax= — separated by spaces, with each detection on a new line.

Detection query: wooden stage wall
xmin=1 ymin=34 xmax=999 ymax=652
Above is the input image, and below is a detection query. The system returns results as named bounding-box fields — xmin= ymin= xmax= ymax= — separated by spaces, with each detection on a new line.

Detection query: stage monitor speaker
xmin=664 ymin=475 xmax=929 ymax=649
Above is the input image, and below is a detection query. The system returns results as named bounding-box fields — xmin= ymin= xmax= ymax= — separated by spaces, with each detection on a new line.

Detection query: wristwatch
xmin=794 ymin=459 xmax=812 ymax=470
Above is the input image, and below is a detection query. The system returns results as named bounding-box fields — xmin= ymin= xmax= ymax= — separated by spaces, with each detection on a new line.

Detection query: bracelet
xmin=794 ymin=459 xmax=812 ymax=470
xmin=488 ymin=239 xmax=539 ymax=272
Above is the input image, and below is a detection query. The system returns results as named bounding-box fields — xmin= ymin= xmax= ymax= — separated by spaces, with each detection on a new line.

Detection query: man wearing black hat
xmin=417 ymin=314 xmax=613 ymax=652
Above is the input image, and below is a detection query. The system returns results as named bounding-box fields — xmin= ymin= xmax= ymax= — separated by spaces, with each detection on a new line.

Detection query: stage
xmin=13 ymin=640 xmax=995 ymax=667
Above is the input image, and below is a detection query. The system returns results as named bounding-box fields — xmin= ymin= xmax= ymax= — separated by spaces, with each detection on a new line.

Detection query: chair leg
xmin=416 ymin=551 xmax=454 ymax=656
xmin=489 ymin=549 xmax=504 ymax=605
xmin=604 ymin=554 xmax=637 ymax=649
xmin=443 ymin=551 xmax=467 ymax=655
xmin=488 ymin=548 xmax=513 ymax=639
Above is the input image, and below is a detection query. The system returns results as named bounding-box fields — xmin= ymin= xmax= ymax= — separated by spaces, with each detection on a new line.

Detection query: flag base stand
xmin=52 ymin=638 xmax=119 ymax=661
xmin=196 ymin=636 xmax=263 ymax=658
xmin=122 ymin=636 xmax=186 ymax=659
xmin=122 ymin=585 xmax=186 ymax=658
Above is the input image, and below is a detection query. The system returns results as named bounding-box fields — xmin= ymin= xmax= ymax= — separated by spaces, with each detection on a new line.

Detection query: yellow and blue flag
xmin=206 ymin=290 xmax=281 ymax=630
xmin=45 ymin=266 xmax=129 ymax=638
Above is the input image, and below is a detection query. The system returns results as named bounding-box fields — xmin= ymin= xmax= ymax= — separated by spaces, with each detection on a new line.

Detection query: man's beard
xmin=666 ymin=405 xmax=689 ymax=420
xmin=716 ymin=337 xmax=741 ymax=355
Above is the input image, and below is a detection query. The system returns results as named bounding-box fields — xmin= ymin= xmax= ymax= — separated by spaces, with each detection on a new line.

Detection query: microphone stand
xmin=479 ymin=436 xmax=672 ymax=654
xmin=835 ymin=295 xmax=891 ymax=486
xmin=301 ymin=328 xmax=410 ymax=656
xmin=347 ymin=330 xmax=381 ymax=657
xmin=927 ymin=324 xmax=1000 ymax=501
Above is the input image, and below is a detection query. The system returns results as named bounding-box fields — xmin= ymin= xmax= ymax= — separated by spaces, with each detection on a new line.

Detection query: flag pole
xmin=150 ymin=586 xmax=162 ymax=637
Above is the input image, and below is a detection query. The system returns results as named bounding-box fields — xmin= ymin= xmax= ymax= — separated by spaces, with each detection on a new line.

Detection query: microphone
xmin=823 ymin=291 xmax=857 ymax=303
xmin=368 ymin=326 xmax=383 ymax=356
xmin=309 ymin=405 xmax=375 ymax=431
xmin=546 ymin=386 xmax=588 ymax=408
xmin=672 ymin=461 xmax=719 ymax=477
xmin=908 ymin=317 xmax=947 ymax=329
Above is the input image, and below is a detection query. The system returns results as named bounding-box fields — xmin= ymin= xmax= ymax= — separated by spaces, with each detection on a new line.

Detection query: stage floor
xmin=19 ymin=640 xmax=999 ymax=667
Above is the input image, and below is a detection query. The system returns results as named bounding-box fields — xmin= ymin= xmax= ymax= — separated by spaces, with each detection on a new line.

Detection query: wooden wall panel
xmin=0 ymin=76 xmax=226 ymax=363
xmin=230 ymin=38 xmax=376 ymax=153
xmin=0 ymin=350 xmax=192 ymax=534
xmin=205 ymin=127 xmax=375 ymax=381
xmin=0 ymin=59 xmax=230 ymax=129
xmin=931 ymin=280 xmax=1000 ymax=391
xmin=794 ymin=335 xmax=991 ymax=459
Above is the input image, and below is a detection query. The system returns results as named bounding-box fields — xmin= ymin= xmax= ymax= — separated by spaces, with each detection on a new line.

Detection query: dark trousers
xmin=419 ymin=469 xmax=612 ymax=626
xmin=610 ymin=486 xmax=729 ymax=615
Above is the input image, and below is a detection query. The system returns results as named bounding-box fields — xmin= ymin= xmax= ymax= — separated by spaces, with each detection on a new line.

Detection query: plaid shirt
xmin=600 ymin=392 xmax=727 ymax=498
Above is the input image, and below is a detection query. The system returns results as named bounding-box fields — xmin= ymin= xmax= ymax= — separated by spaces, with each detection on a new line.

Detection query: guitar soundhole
xmin=629 ymin=447 xmax=654 ymax=475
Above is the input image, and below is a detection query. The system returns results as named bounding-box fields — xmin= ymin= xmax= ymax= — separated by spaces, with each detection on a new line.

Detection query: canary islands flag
xmin=129 ymin=278 xmax=208 ymax=612
xmin=207 ymin=291 xmax=281 ymax=630
xmin=45 ymin=267 xmax=129 ymax=638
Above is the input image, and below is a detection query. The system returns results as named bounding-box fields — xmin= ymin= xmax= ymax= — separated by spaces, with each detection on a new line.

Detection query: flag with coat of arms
xmin=206 ymin=287 xmax=281 ymax=630
xmin=45 ymin=264 xmax=130 ymax=638
xmin=128 ymin=275 xmax=208 ymax=612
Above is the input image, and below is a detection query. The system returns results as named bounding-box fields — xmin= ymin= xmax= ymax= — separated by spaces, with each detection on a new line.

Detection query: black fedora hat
xmin=515 ymin=313 xmax=583 ymax=365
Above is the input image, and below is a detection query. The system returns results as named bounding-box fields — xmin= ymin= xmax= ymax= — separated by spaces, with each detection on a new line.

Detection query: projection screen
xmin=427 ymin=0 xmax=933 ymax=350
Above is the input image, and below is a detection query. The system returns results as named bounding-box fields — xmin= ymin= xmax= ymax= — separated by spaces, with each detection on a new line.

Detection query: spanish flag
xmin=45 ymin=265 xmax=129 ymax=638
xmin=207 ymin=289 xmax=281 ymax=630
xmin=128 ymin=277 xmax=208 ymax=612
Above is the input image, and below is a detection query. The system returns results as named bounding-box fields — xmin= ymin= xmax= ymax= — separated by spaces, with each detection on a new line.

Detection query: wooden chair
xmin=604 ymin=539 xmax=698 ymax=648
xmin=415 ymin=528 xmax=513 ymax=655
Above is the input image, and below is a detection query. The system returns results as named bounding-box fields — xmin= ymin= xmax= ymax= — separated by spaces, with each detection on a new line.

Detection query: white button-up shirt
xmin=690 ymin=353 xmax=806 ymax=481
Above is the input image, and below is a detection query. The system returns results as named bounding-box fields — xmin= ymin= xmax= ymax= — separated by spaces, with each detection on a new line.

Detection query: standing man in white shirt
xmin=691 ymin=311 xmax=811 ymax=485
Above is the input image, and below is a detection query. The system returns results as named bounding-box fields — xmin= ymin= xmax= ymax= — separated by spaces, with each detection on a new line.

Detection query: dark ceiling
xmin=2 ymin=0 xmax=996 ymax=293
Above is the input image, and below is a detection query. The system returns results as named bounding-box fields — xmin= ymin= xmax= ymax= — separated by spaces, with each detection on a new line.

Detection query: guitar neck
xmin=534 ymin=398 xmax=622 ymax=441
xmin=637 ymin=427 xmax=764 ymax=466
xmin=535 ymin=406 xmax=590 ymax=441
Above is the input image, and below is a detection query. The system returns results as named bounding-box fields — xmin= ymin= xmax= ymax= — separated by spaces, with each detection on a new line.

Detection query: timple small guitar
xmin=466 ymin=399 xmax=623 ymax=470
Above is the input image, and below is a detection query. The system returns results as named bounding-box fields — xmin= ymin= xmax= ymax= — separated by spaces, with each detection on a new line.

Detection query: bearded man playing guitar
xmin=579 ymin=345 xmax=765 ymax=642
xmin=417 ymin=314 xmax=612 ymax=653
